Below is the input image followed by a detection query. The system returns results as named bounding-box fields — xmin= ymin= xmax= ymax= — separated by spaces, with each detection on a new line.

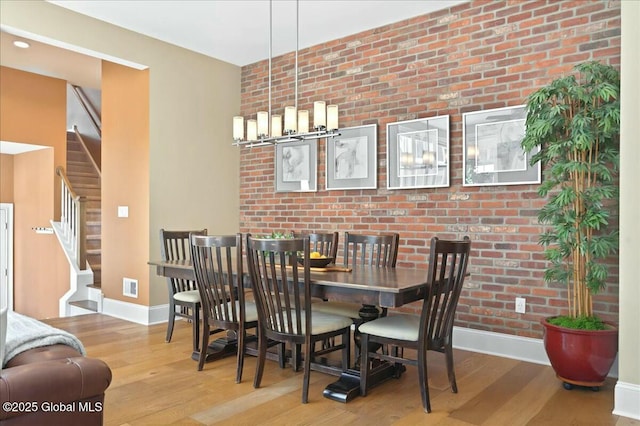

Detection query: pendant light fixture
xmin=232 ymin=0 xmax=339 ymax=146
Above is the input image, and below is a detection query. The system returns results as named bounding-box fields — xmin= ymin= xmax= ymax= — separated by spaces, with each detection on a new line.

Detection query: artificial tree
xmin=521 ymin=61 xmax=620 ymax=328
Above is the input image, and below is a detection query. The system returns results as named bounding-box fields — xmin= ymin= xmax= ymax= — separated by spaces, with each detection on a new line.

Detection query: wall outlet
xmin=515 ymin=297 xmax=526 ymax=314
xmin=123 ymin=278 xmax=138 ymax=298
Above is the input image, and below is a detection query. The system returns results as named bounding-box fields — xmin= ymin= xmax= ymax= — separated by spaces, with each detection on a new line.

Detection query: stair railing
xmin=56 ymin=166 xmax=87 ymax=271
xmin=71 ymin=85 xmax=101 ymax=137
xmin=74 ymin=126 xmax=102 ymax=178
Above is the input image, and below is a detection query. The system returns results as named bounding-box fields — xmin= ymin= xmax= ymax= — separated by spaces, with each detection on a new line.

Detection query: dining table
xmin=148 ymin=258 xmax=431 ymax=402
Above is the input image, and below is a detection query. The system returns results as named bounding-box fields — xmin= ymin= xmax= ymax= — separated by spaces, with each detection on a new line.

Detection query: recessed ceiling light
xmin=13 ymin=40 xmax=30 ymax=49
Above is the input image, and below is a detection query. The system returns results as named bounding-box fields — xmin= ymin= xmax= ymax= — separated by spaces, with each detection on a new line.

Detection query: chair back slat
xmin=160 ymin=229 xmax=207 ymax=293
xmin=343 ymin=232 xmax=399 ymax=268
xmin=190 ymin=234 xmax=244 ymax=328
xmin=421 ymin=236 xmax=471 ymax=349
xmin=246 ymin=236 xmax=310 ymax=342
xmin=293 ymin=231 xmax=339 ymax=259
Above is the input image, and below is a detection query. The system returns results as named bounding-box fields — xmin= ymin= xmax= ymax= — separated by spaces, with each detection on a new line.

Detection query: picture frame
xmin=326 ymin=124 xmax=377 ymax=190
xmin=462 ymin=105 xmax=540 ymax=187
xmin=387 ymin=115 xmax=450 ymax=190
xmin=275 ymin=139 xmax=318 ymax=192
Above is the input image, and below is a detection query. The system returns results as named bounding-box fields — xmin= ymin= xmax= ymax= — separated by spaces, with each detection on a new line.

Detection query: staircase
xmin=65 ymin=130 xmax=101 ymax=310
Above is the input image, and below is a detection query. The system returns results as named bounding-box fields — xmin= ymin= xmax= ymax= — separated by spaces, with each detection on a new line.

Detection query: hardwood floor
xmin=43 ymin=314 xmax=637 ymax=426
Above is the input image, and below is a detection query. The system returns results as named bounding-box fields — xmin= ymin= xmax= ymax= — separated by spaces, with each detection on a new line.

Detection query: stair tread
xmin=69 ymin=300 xmax=98 ymax=312
xmin=66 ymin=138 xmax=102 ymax=292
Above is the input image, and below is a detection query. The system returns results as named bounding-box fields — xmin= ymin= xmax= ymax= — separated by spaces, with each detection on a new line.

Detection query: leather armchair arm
xmin=0 ymin=357 xmax=112 ymax=421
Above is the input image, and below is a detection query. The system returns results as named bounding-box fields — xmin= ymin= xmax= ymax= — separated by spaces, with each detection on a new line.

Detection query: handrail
xmin=56 ymin=165 xmax=78 ymax=199
xmin=56 ymin=166 xmax=87 ymax=270
xmin=74 ymin=126 xmax=102 ymax=179
xmin=71 ymin=85 xmax=101 ymax=137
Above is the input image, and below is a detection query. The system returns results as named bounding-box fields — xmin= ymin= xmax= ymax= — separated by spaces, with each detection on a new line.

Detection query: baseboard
xmin=102 ymin=298 xmax=168 ymax=325
xmin=613 ymin=381 xmax=640 ymax=420
xmin=452 ymin=326 xmax=619 ymax=378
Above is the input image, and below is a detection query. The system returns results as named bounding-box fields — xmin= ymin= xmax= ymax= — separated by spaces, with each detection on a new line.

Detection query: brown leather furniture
xmin=0 ymin=344 xmax=112 ymax=425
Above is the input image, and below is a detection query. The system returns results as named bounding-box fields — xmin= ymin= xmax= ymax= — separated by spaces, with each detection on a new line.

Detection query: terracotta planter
xmin=542 ymin=317 xmax=618 ymax=389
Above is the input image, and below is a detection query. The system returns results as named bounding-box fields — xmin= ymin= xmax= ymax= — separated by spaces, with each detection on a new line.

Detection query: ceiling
xmin=1 ymin=0 xmax=467 ymax=86
xmin=48 ymin=0 xmax=467 ymax=67
xmin=1 ymin=0 xmax=466 ymax=154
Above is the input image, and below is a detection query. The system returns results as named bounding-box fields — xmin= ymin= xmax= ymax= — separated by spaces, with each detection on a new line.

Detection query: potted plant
xmin=521 ymin=61 xmax=620 ymax=390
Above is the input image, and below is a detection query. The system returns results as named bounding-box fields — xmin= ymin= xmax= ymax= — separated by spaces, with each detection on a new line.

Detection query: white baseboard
xmin=613 ymin=381 xmax=640 ymax=420
xmin=102 ymin=298 xmax=168 ymax=325
xmin=452 ymin=326 xmax=619 ymax=378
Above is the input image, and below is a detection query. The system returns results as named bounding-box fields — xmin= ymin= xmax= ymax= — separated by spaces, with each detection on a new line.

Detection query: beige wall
xmin=0 ymin=0 xmax=241 ymax=309
xmin=101 ymin=62 xmax=150 ymax=305
xmin=619 ymin=0 xmax=640 ymax=401
xmin=0 ymin=155 xmax=14 ymax=202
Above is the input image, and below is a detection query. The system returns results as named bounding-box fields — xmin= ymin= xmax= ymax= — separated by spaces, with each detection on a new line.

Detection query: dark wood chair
xmin=159 ymin=228 xmax=207 ymax=353
xmin=343 ymin=232 xmax=399 ymax=269
xmin=292 ymin=231 xmax=339 ymax=259
xmin=245 ymin=235 xmax=352 ymax=403
xmin=359 ymin=236 xmax=471 ymax=413
xmin=189 ymin=233 xmax=258 ymax=381
xmin=312 ymin=232 xmax=399 ymax=320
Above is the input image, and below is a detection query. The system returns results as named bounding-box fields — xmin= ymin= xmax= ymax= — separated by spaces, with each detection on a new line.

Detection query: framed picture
xmin=275 ymin=139 xmax=317 ymax=192
xmin=462 ymin=105 xmax=540 ymax=187
xmin=326 ymin=124 xmax=377 ymax=190
xmin=387 ymin=115 xmax=450 ymax=189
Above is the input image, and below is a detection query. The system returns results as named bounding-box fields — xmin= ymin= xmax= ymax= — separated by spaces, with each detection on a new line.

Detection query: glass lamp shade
xmin=257 ymin=111 xmax=269 ymax=137
xmin=247 ymin=119 xmax=258 ymax=141
xmin=233 ymin=116 xmax=244 ymax=140
xmin=284 ymin=106 xmax=297 ymax=133
xmin=271 ymin=115 xmax=282 ymax=137
xmin=327 ymin=105 xmax=339 ymax=131
xmin=313 ymin=101 xmax=326 ymax=129
xmin=298 ymin=110 xmax=309 ymax=133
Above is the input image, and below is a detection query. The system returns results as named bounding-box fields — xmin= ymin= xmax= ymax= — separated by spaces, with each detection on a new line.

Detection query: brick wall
xmin=238 ymin=0 xmax=621 ymax=338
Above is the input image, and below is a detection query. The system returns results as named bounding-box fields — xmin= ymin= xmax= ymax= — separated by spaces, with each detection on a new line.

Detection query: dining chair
xmin=245 ymin=235 xmax=353 ymax=403
xmin=160 ymin=228 xmax=207 ymax=352
xmin=358 ymin=236 xmax=471 ymax=413
xmin=292 ymin=231 xmax=339 ymax=259
xmin=190 ymin=233 xmax=258 ymax=381
xmin=312 ymin=232 xmax=400 ymax=320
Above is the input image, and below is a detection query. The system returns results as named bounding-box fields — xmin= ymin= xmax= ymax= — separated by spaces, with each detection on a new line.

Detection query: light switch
xmin=117 ymin=206 xmax=129 ymax=218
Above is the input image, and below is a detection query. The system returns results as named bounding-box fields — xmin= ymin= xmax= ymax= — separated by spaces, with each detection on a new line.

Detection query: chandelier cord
xmin=294 ymin=0 xmax=299 ymax=112
xmin=268 ymin=0 xmax=272 ymax=121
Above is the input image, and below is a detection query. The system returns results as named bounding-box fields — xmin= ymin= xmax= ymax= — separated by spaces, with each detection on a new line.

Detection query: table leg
xmin=323 ymin=305 xmax=403 ymax=403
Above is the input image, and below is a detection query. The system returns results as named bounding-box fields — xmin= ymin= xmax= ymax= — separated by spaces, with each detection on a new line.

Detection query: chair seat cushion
xmin=274 ymin=311 xmax=353 ymax=335
xmin=173 ymin=290 xmax=200 ymax=303
xmin=203 ymin=301 xmax=259 ymax=323
xmin=238 ymin=301 xmax=259 ymax=323
xmin=358 ymin=314 xmax=420 ymax=342
xmin=310 ymin=301 xmax=361 ymax=319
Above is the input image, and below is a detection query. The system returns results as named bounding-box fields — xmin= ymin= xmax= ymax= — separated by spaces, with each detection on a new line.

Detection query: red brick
xmin=238 ymin=0 xmax=621 ymax=339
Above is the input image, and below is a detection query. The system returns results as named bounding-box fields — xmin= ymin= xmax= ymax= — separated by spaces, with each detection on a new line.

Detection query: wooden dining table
xmin=148 ymin=259 xmax=430 ymax=402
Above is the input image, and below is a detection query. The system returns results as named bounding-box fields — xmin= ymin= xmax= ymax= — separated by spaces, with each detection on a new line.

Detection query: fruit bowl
xmin=298 ymin=256 xmax=334 ymax=268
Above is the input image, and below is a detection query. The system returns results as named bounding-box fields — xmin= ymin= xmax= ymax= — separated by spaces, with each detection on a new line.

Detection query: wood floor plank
xmin=451 ymin=362 xmax=547 ymax=424
xmin=37 ymin=314 xmax=638 ymax=426
xmin=479 ymin=365 xmax=557 ymax=426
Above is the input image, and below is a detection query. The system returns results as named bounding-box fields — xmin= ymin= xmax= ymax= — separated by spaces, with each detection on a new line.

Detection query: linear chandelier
xmin=232 ymin=0 xmax=339 ymax=146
